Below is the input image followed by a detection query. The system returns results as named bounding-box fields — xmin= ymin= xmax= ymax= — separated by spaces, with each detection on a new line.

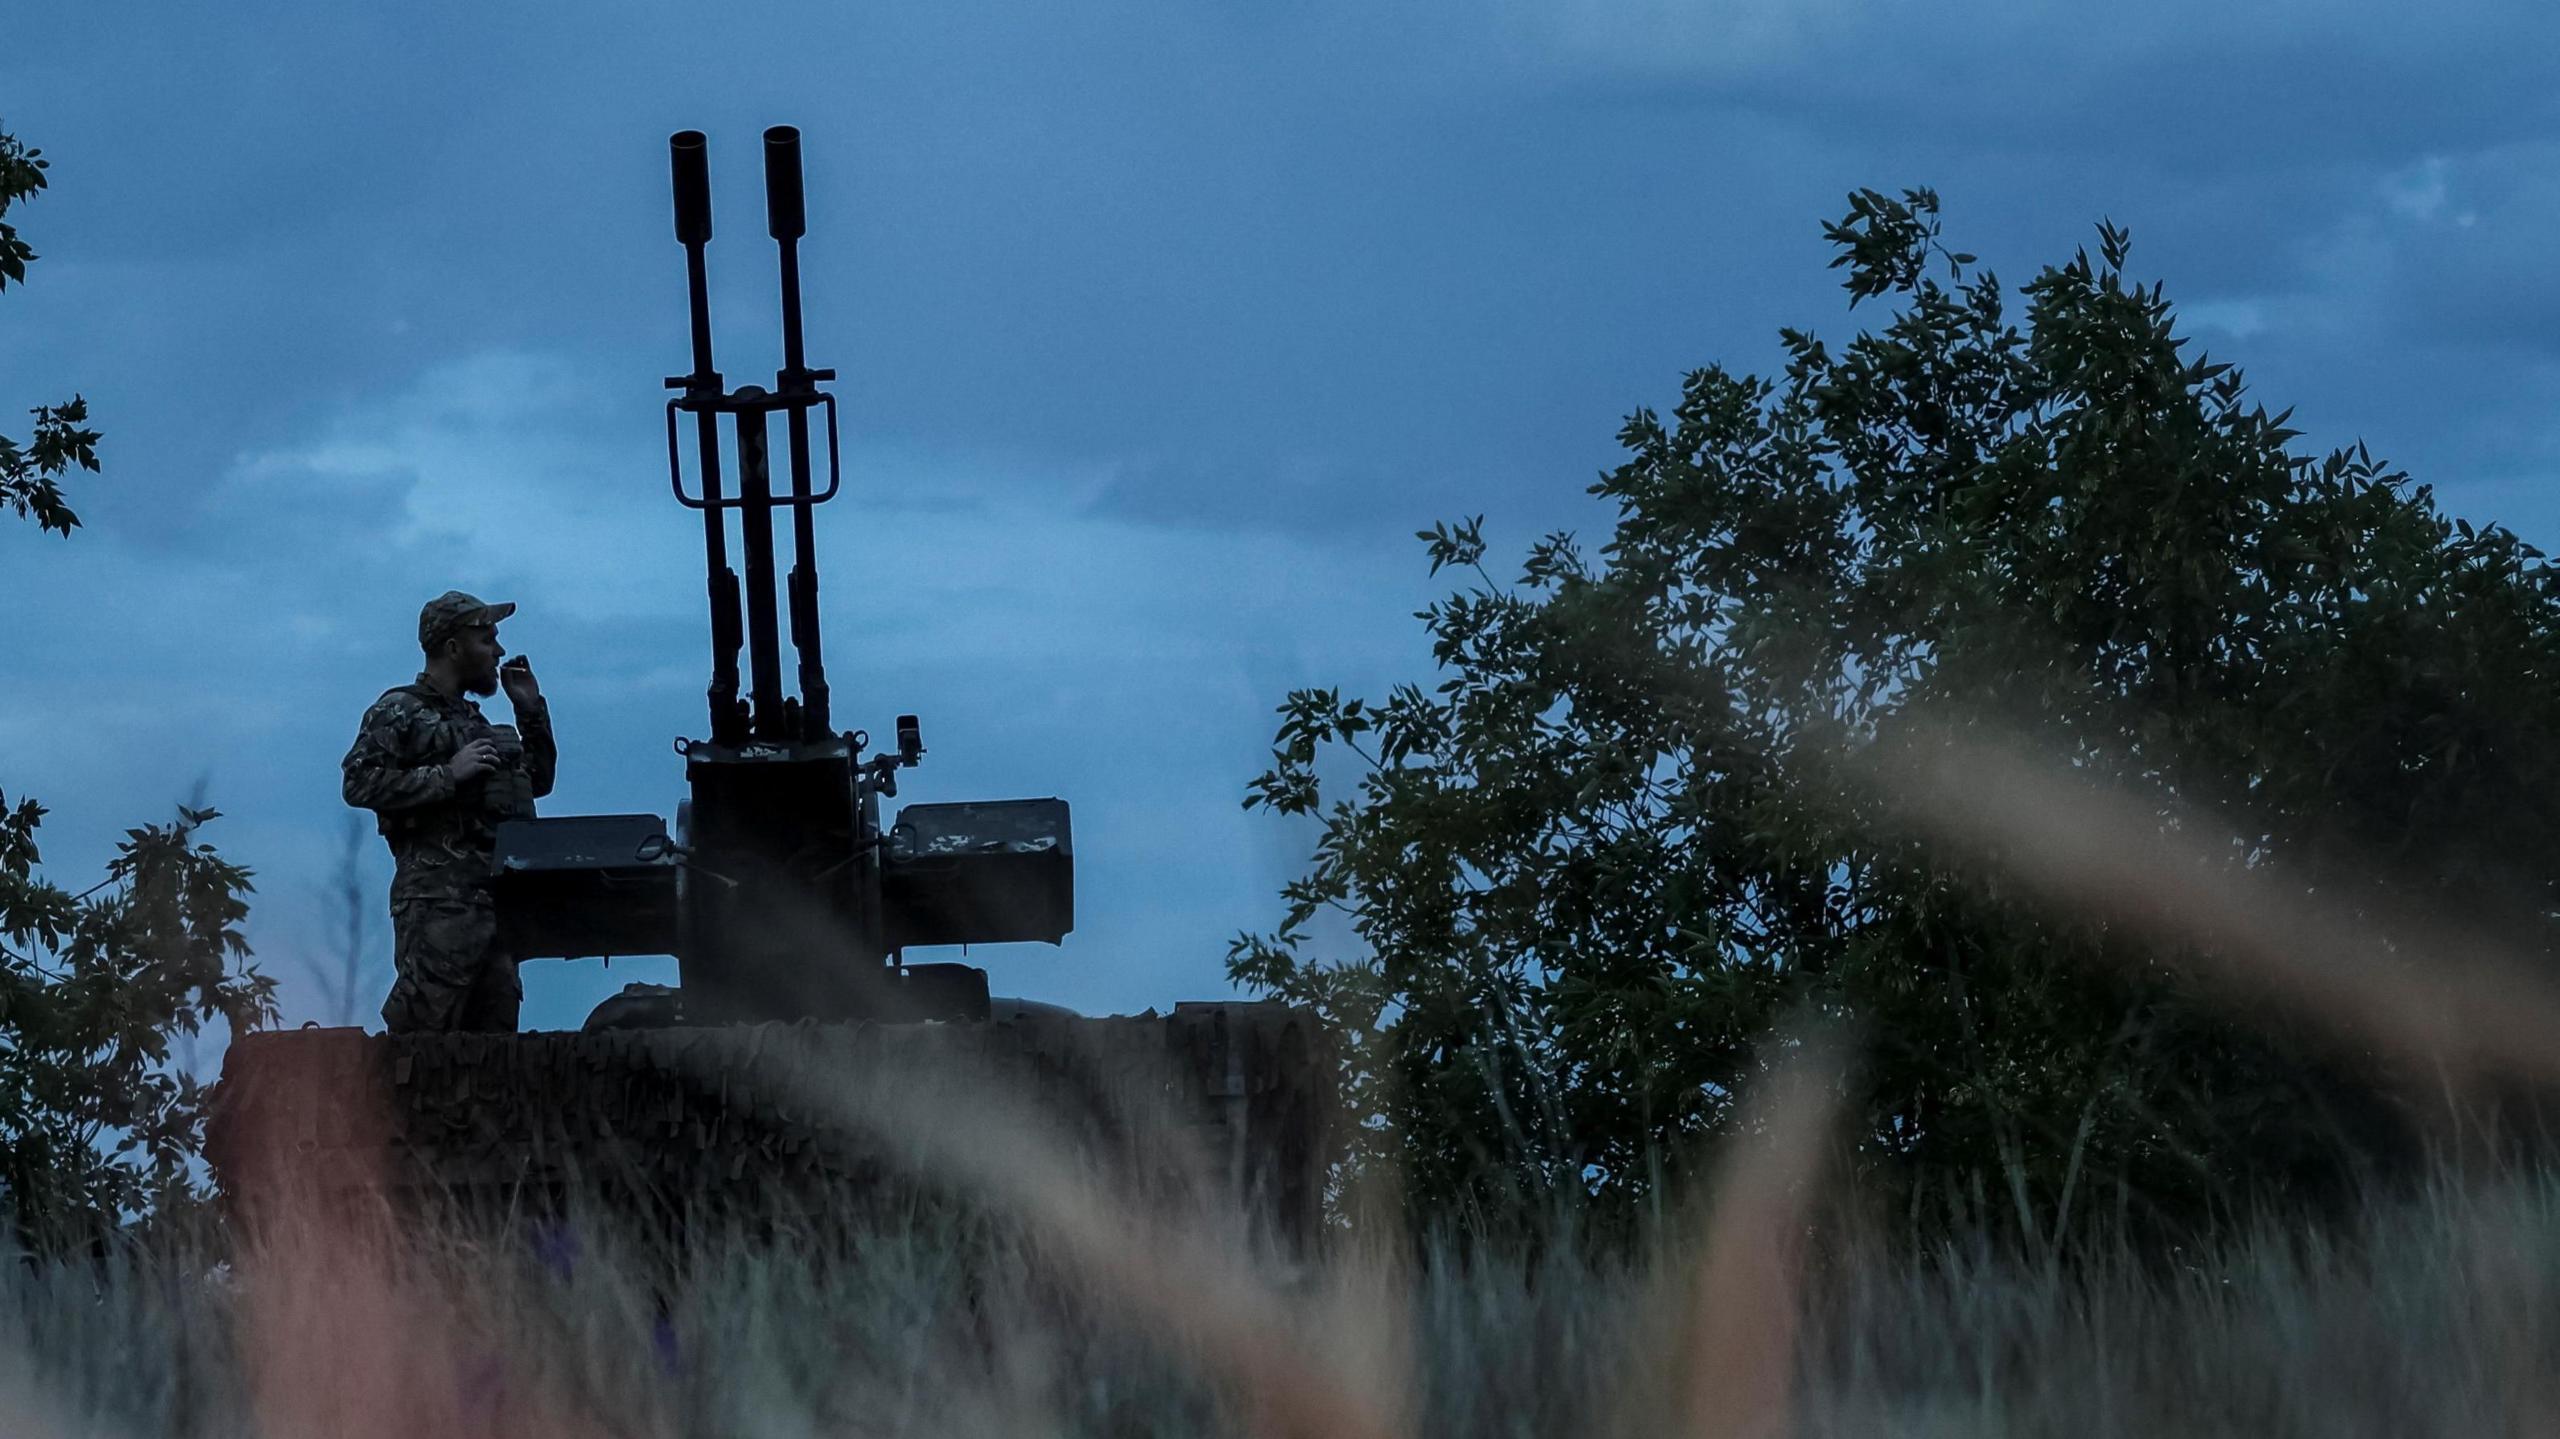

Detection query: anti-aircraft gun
xmin=486 ymin=126 xmax=1070 ymax=1031
xmin=208 ymin=128 xmax=1330 ymax=1238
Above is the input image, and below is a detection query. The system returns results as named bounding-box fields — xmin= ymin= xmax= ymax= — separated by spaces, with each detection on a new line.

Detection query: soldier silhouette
xmin=341 ymin=591 xmax=556 ymax=1032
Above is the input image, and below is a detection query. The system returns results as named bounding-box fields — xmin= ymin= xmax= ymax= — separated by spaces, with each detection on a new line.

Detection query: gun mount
xmin=487 ymin=126 xmax=1070 ymax=1029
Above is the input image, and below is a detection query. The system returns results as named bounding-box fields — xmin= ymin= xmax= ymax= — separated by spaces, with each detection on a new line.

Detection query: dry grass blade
xmin=225 ymin=1086 xmax=615 ymax=1439
xmin=239 ymin=1202 xmax=470 ymax=1439
xmin=0 ymin=1352 xmax=97 ymax=1439
xmin=723 ymin=1035 xmax=1410 ymax=1439
xmin=1869 ymin=725 xmax=2560 ymax=1090
xmin=236 ymin=1196 xmax=628 ymax=1439
xmin=1651 ymin=1027 xmax=1846 ymax=1439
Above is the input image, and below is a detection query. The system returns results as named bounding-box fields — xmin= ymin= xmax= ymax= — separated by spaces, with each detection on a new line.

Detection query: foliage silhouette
xmin=0 ymin=124 xmax=96 ymax=536
xmin=0 ymin=121 xmax=276 ymax=1251
xmin=1234 ymin=187 xmax=2560 ymax=1244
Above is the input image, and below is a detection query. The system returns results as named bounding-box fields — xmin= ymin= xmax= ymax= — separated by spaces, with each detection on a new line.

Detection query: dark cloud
xmin=1535 ymin=3 xmax=2560 ymax=172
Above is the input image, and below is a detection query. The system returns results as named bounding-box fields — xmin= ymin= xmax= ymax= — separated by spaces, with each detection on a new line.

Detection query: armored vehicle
xmin=209 ymin=128 xmax=1330 ymax=1240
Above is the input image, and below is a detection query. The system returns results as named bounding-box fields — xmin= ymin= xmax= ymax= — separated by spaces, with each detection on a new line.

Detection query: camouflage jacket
xmin=340 ymin=675 xmax=557 ymax=902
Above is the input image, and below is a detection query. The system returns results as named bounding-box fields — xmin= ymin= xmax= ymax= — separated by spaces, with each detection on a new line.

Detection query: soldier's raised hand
xmin=501 ymin=655 xmax=542 ymax=709
xmin=447 ymin=737 xmax=500 ymax=783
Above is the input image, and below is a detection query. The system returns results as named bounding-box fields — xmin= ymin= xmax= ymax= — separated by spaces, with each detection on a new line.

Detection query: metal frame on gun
xmin=664 ymin=393 xmax=841 ymax=509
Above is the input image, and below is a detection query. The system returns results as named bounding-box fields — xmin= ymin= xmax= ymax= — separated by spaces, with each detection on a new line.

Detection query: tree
xmin=1232 ymin=188 xmax=2560 ymax=1244
xmin=0 ymin=121 xmax=275 ymax=1250
xmin=0 ymin=795 xmax=274 ymax=1247
xmin=0 ymin=125 xmax=98 ymax=536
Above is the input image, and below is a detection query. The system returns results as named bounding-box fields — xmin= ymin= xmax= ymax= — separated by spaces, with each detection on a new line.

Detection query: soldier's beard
xmin=465 ymin=666 xmax=500 ymax=698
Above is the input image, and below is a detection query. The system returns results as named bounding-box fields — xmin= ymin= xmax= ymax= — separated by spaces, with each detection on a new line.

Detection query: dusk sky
xmin=5 ymin=2 xmax=2558 ymax=1034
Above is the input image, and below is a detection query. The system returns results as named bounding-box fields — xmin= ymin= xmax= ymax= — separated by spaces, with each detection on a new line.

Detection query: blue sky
xmin=4 ymin=1 xmax=2558 ymax=1032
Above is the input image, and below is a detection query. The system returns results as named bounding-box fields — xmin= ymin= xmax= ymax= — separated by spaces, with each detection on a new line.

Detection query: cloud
xmin=2178 ymin=300 xmax=2270 ymax=342
xmin=2381 ymin=157 xmax=2461 ymax=225
xmin=1520 ymin=0 xmax=1872 ymax=76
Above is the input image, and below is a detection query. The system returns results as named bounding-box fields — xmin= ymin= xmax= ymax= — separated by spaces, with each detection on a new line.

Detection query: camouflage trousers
xmin=382 ymin=895 xmax=522 ymax=1034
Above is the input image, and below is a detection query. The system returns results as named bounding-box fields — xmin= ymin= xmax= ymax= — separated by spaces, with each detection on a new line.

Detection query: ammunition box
xmin=492 ymin=813 xmax=682 ymax=959
xmin=882 ymin=798 xmax=1075 ymax=949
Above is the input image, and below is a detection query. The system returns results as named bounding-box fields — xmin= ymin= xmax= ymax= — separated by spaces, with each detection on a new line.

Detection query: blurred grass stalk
xmin=1866 ymin=722 xmax=2560 ymax=1094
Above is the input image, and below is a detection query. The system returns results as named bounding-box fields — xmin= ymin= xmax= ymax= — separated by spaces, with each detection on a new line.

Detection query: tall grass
xmin=7 ymin=1168 xmax=2560 ymax=1436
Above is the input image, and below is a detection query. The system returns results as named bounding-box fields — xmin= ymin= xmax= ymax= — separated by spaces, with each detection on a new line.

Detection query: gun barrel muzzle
xmin=763 ymin=126 xmax=805 ymax=241
xmin=671 ymin=131 xmax=713 ymax=245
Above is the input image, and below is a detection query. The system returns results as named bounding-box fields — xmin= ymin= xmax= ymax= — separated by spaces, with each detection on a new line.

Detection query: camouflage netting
xmin=209 ymin=1003 xmax=1333 ymax=1242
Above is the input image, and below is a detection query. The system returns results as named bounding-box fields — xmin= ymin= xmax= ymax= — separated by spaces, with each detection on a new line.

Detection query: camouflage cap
xmin=418 ymin=590 xmax=517 ymax=651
